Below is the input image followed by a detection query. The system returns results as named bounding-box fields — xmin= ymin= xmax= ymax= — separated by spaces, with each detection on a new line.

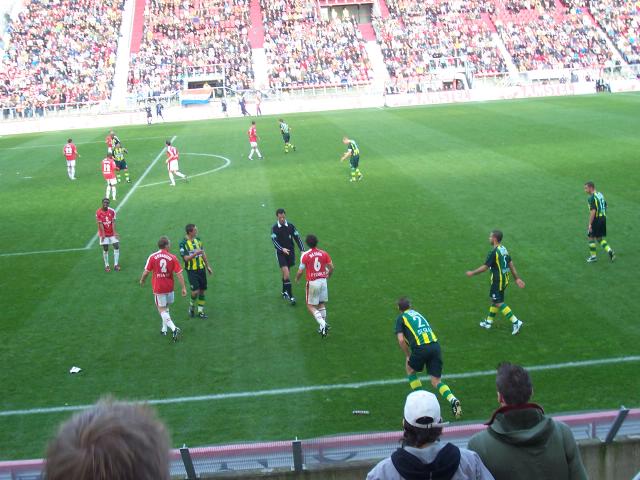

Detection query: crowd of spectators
xmin=128 ymin=0 xmax=254 ymax=97
xmin=1 ymin=0 xmax=124 ymax=117
xmin=261 ymin=0 xmax=372 ymax=89
xmin=373 ymin=0 xmax=507 ymax=93
xmin=494 ymin=1 xmax=615 ymax=71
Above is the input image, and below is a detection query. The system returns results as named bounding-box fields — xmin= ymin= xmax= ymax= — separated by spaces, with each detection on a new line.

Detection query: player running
xmin=584 ymin=181 xmax=615 ymax=263
xmin=279 ymin=119 xmax=296 ymax=153
xmin=248 ymin=121 xmax=263 ymax=160
xmin=102 ymin=153 xmax=117 ymax=201
xmin=62 ymin=138 xmax=79 ymax=180
xmin=113 ymin=140 xmax=130 ymax=183
xmin=165 ymin=140 xmax=187 ymax=186
xmin=466 ymin=230 xmax=525 ymax=335
xmin=395 ymin=297 xmax=462 ymax=418
xmin=340 ymin=137 xmax=363 ymax=182
xmin=179 ymin=224 xmax=214 ymax=319
xmin=271 ymin=208 xmax=305 ymax=305
xmin=295 ymin=234 xmax=334 ymax=337
xmin=96 ymin=198 xmax=120 ymax=272
xmin=140 ymin=236 xmax=187 ymax=342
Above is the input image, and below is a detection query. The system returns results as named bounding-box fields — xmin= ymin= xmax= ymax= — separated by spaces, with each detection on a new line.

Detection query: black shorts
xmin=408 ymin=343 xmax=443 ymax=378
xmin=276 ymin=250 xmax=295 ymax=268
xmin=115 ymin=159 xmax=127 ymax=170
xmin=590 ymin=217 xmax=606 ymax=238
xmin=187 ymin=269 xmax=207 ymax=291
xmin=282 ymin=133 xmax=290 ymax=143
xmin=489 ymin=284 xmax=505 ymax=304
xmin=350 ymin=156 xmax=360 ymax=169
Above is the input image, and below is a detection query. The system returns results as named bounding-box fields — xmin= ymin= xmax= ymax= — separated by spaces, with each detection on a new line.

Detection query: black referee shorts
xmin=276 ymin=250 xmax=295 ymax=268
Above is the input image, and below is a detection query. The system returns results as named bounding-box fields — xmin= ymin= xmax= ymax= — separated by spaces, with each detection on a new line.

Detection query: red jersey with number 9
xmin=300 ymin=248 xmax=332 ymax=281
xmin=144 ymin=250 xmax=183 ymax=294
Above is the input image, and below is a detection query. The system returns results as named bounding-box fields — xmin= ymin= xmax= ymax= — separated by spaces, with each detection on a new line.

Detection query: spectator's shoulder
xmin=366 ymin=457 xmax=399 ymax=480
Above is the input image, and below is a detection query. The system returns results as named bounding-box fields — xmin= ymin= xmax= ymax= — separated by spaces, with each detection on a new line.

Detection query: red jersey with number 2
xmin=102 ymin=157 xmax=116 ymax=180
xmin=248 ymin=125 xmax=257 ymax=142
xmin=96 ymin=207 xmax=116 ymax=237
xmin=144 ymin=250 xmax=183 ymax=294
xmin=300 ymin=248 xmax=332 ymax=281
xmin=63 ymin=143 xmax=77 ymax=160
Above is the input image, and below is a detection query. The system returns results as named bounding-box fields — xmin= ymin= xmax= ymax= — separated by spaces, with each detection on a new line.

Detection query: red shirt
xmin=248 ymin=125 xmax=257 ymax=142
xmin=299 ymin=248 xmax=332 ymax=281
xmin=102 ymin=157 xmax=116 ymax=180
xmin=166 ymin=145 xmax=179 ymax=162
xmin=63 ymin=142 xmax=77 ymax=160
xmin=96 ymin=207 xmax=116 ymax=237
xmin=105 ymin=135 xmax=114 ymax=148
xmin=144 ymin=250 xmax=183 ymax=294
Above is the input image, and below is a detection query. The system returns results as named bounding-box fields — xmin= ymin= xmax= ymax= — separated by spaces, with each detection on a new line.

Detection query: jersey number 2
xmin=159 ymin=259 xmax=168 ymax=273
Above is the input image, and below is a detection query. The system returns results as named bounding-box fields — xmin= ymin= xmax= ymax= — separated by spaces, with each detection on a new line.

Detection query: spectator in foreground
xmin=367 ymin=390 xmax=494 ymax=479
xmin=45 ymin=398 xmax=171 ymax=480
xmin=468 ymin=363 xmax=588 ymax=480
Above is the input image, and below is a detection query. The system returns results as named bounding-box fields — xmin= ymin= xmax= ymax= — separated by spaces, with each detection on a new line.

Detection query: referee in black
xmin=271 ymin=208 xmax=304 ymax=305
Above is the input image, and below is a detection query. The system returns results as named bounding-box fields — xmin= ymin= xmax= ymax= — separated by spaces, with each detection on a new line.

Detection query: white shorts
xmin=100 ymin=236 xmax=118 ymax=245
xmin=107 ymin=147 xmax=113 ymax=154
xmin=306 ymin=278 xmax=328 ymax=305
xmin=154 ymin=292 xmax=175 ymax=308
xmin=168 ymin=160 xmax=179 ymax=172
xmin=106 ymin=178 xmax=117 ymax=186
xmin=250 ymin=141 xmax=258 ymax=148
xmin=66 ymin=160 xmax=76 ymax=167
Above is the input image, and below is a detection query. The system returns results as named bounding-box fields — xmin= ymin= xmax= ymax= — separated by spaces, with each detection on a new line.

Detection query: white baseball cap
xmin=404 ymin=391 xmax=449 ymax=428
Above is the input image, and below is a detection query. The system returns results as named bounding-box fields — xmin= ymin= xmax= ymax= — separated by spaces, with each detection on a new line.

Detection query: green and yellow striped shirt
xmin=587 ymin=192 xmax=607 ymax=218
xmin=395 ymin=309 xmax=438 ymax=348
xmin=179 ymin=237 xmax=206 ymax=270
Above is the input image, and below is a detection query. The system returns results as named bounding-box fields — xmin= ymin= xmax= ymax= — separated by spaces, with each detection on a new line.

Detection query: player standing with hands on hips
xmin=179 ymin=224 xmax=214 ymax=319
xmin=140 ymin=236 xmax=187 ymax=342
xmin=271 ymin=208 xmax=305 ymax=305
xmin=96 ymin=198 xmax=120 ymax=272
xmin=295 ymin=234 xmax=334 ymax=337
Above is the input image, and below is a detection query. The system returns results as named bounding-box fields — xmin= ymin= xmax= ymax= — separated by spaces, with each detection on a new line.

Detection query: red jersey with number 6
xmin=96 ymin=207 xmax=116 ymax=237
xmin=300 ymin=248 xmax=332 ymax=281
xmin=63 ymin=143 xmax=77 ymax=161
xmin=144 ymin=250 xmax=183 ymax=294
xmin=102 ymin=157 xmax=116 ymax=180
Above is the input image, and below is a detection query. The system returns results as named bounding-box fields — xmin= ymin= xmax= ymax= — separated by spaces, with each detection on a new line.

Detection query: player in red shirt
xmin=248 ymin=121 xmax=263 ymax=160
xmin=96 ymin=198 xmax=120 ymax=272
xmin=102 ymin=153 xmax=117 ymax=200
xmin=105 ymin=130 xmax=115 ymax=154
xmin=165 ymin=139 xmax=187 ymax=186
xmin=295 ymin=234 xmax=334 ymax=337
xmin=140 ymin=236 xmax=187 ymax=341
xmin=62 ymin=138 xmax=79 ymax=180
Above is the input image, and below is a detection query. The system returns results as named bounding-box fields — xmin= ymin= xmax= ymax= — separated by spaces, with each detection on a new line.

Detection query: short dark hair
xmin=67 ymin=138 xmax=72 ymax=143
xmin=279 ymin=118 xmax=283 ymax=122
xmin=102 ymin=198 xmax=110 ymax=204
xmin=185 ymin=224 xmax=196 ymax=234
xmin=402 ymin=420 xmax=442 ymax=447
xmin=584 ymin=181 xmax=595 ymax=189
xmin=305 ymin=234 xmax=318 ymax=248
xmin=496 ymin=362 xmax=533 ymax=405
xmin=398 ymin=297 xmax=411 ymax=311
xmin=107 ymin=153 xmax=113 ymax=158
xmin=276 ymin=208 xmax=285 ymax=216
xmin=491 ymin=230 xmax=503 ymax=242
xmin=158 ymin=236 xmax=170 ymax=249
xmin=45 ymin=398 xmax=171 ymax=480
xmin=165 ymin=140 xmax=171 ymax=146
xmin=251 ymin=121 xmax=256 ymax=125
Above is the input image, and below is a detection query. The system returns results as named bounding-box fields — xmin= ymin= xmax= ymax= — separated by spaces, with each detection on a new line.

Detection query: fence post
xmin=604 ymin=406 xmax=630 ymax=444
xmin=180 ymin=445 xmax=198 ymax=480
xmin=292 ymin=439 xmax=303 ymax=472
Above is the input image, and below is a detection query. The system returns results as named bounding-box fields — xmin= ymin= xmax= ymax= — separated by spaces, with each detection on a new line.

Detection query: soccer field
xmin=1 ymin=94 xmax=639 ymax=461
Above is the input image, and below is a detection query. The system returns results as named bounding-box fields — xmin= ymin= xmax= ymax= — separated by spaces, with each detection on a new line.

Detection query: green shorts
xmin=187 ymin=269 xmax=207 ymax=291
xmin=408 ymin=342 xmax=443 ymax=378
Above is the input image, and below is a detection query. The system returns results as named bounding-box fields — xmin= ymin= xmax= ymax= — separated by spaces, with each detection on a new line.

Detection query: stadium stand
xmin=127 ymin=0 xmax=254 ymax=97
xmin=261 ymin=0 xmax=372 ymax=89
xmin=0 ymin=0 xmax=125 ymax=115
xmin=492 ymin=0 xmax=615 ymax=71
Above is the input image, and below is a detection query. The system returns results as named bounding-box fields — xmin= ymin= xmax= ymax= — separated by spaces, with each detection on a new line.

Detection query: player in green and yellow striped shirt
xmin=279 ymin=119 xmax=296 ymax=153
xmin=179 ymin=224 xmax=213 ymax=319
xmin=584 ymin=181 xmax=615 ymax=263
xmin=340 ymin=137 xmax=363 ymax=182
xmin=395 ymin=297 xmax=461 ymax=418
xmin=466 ymin=230 xmax=525 ymax=336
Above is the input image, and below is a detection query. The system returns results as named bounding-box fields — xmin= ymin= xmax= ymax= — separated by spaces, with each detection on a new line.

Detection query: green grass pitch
xmin=1 ymin=94 xmax=639 ymax=460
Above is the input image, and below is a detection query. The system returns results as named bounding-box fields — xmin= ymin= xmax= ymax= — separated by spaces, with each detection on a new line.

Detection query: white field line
xmin=84 ymin=135 xmax=175 ymax=249
xmin=0 ymin=247 xmax=88 ymax=258
xmin=138 ymin=153 xmax=231 ymax=188
xmin=1 ymin=355 xmax=638 ymax=417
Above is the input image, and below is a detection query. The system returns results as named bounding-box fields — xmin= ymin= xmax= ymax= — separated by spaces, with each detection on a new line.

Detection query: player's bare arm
xmin=509 ymin=261 xmax=526 ymax=288
xmin=588 ymin=208 xmax=596 ymax=234
xmin=466 ymin=264 xmax=489 ymax=277
xmin=97 ymin=221 xmax=105 ymax=239
xmin=176 ymin=271 xmax=187 ymax=296
xmin=340 ymin=151 xmax=350 ymax=162
xmin=326 ymin=262 xmax=334 ymax=278
xmin=294 ymin=266 xmax=304 ymax=283
xmin=202 ymin=251 xmax=213 ymax=275
xmin=139 ymin=269 xmax=150 ymax=286
xmin=396 ymin=333 xmax=410 ymax=360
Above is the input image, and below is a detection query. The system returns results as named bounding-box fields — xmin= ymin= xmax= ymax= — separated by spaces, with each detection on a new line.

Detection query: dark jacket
xmin=467 ymin=404 xmax=588 ymax=480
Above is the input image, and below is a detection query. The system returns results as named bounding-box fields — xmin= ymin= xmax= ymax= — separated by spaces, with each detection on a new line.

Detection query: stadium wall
xmin=2 ymin=81 xmax=640 ymax=137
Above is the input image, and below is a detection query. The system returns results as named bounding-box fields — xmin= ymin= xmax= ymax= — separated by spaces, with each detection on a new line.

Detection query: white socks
xmin=102 ymin=251 xmax=109 ymax=267
xmin=160 ymin=311 xmax=176 ymax=332
xmin=249 ymin=148 xmax=263 ymax=159
xmin=106 ymin=185 xmax=116 ymax=200
xmin=68 ymin=166 xmax=75 ymax=179
xmin=313 ymin=310 xmax=326 ymax=329
xmin=319 ymin=306 xmax=326 ymax=321
xmin=113 ymin=249 xmax=120 ymax=266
